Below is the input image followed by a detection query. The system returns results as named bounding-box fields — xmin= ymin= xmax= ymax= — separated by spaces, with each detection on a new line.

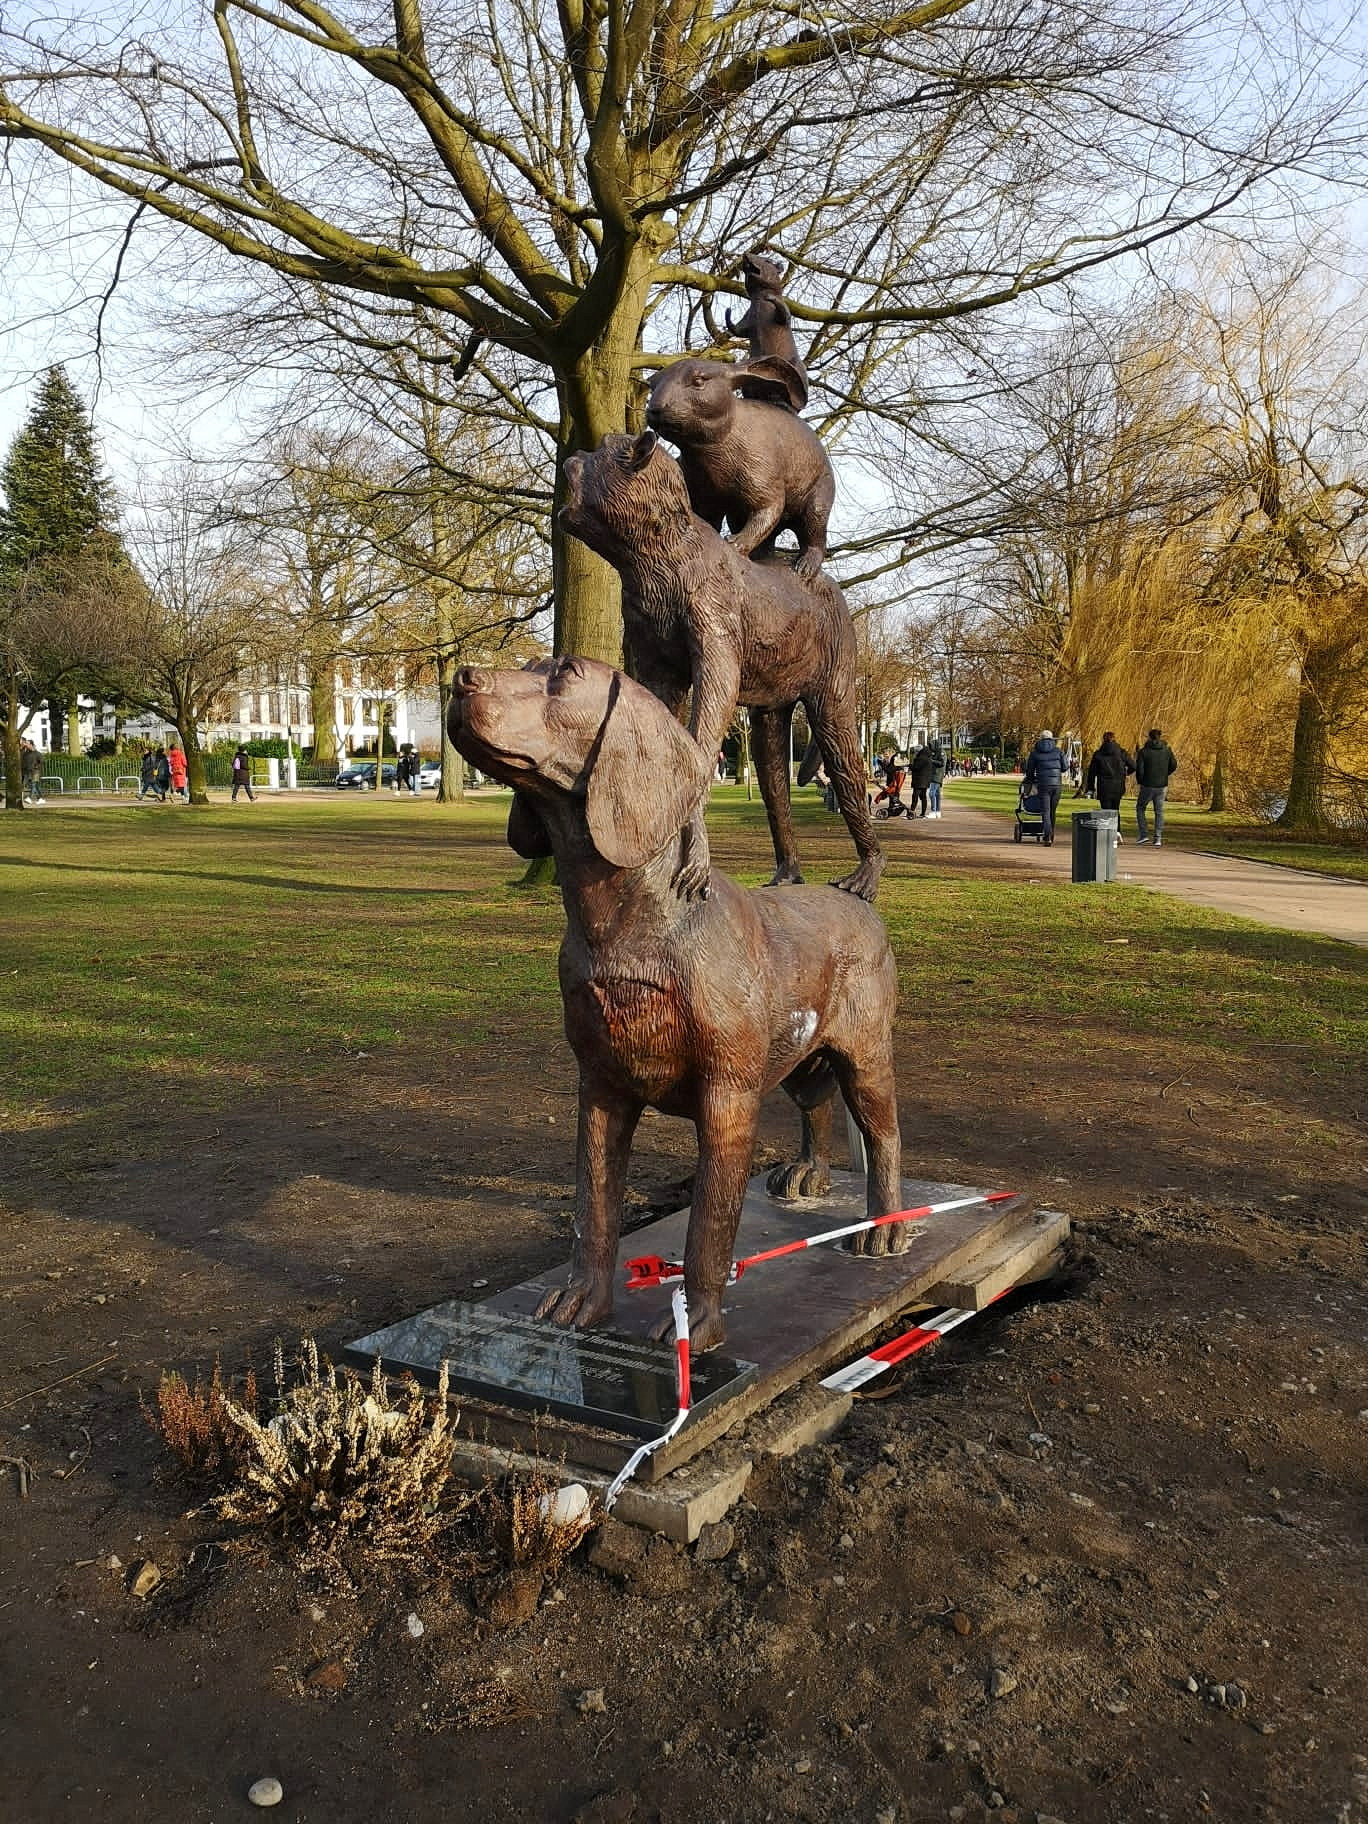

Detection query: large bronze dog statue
xmin=447 ymin=657 xmax=904 ymax=1353
xmin=561 ymin=431 xmax=884 ymax=902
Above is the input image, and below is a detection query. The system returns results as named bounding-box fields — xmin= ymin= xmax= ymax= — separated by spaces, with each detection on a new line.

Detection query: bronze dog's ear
xmin=586 ymin=676 xmax=707 ymax=870
xmin=626 ymin=429 xmax=657 ymax=471
xmin=507 ymin=790 xmax=551 ymax=858
xmin=733 ymin=356 xmax=808 ymax=412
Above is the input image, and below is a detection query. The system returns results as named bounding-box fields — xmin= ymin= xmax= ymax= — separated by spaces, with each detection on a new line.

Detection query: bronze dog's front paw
xmin=846 ymin=1217 xmax=915 ymax=1258
xmin=766 ymin=1158 xmax=831 ymax=1201
xmin=653 ymin=1297 xmax=727 ymax=1354
xmin=765 ymin=860 xmax=805 ymax=887
xmin=534 ymin=1281 xmax=616 ymax=1329
xmin=794 ymin=550 xmax=823 ymax=578
xmin=829 ymin=852 xmax=886 ymax=901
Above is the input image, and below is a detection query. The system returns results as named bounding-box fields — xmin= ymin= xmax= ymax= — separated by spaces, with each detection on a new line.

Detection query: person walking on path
xmin=231 ymin=746 xmax=256 ymax=803
xmin=19 ymin=738 xmax=45 ymax=804
xmin=167 ymin=742 xmax=189 ymax=803
xmin=1085 ymin=731 xmax=1134 ymax=843
xmin=135 ymin=749 xmax=158 ymax=800
xmin=1022 ymin=728 xmax=1068 ymax=845
xmin=153 ymin=746 xmax=171 ymax=802
xmin=908 ymin=741 xmax=936 ymax=817
xmin=927 ymin=743 xmax=947 ymax=818
xmin=1134 ymin=728 xmax=1178 ymax=846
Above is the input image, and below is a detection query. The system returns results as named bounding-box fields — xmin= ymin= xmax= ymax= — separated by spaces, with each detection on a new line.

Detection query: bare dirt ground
xmin=1 ymin=818 xmax=1365 ymax=1824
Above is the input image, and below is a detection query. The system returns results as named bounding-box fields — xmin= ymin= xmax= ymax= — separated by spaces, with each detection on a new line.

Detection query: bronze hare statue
xmin=645 ymin=356 xmax=833 ymax=579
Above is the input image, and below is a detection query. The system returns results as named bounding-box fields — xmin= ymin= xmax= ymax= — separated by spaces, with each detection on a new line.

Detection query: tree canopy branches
xmin=5 ymin=0 xmax=1360 ymax=658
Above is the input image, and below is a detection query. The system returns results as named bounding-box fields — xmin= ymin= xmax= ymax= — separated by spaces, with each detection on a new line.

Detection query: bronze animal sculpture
xmin=645 ymin=357 xmax=833 ymax=578
xmin=725 ymin=252 xmax=809 ymax=407
xmin=561 ymin=431 xmax=884 ymax=902
xmin=446 ymin=656 xmax=905 ymax=1354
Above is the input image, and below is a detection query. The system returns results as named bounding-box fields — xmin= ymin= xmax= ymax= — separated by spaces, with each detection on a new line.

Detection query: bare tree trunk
xmin=551 ymin=299 xmax=656 ymax=666
xmin=375 ymin=698 xmax=389 ymax=781
xmin=435 ymin=657 xmax=465 ymax=803
xmin=66 ymin=690 xmax=81 ymax=756
xmin=181 ymin=721 xmax=210 ymax=807
xmin=3 ymin=661 xmax=24 ymax=810
xmin=426 ymin=477 xmax=464 ymax=804
xmin=1209 ymin=735 xmax=1227 ymax=812
xmin=308 ymin=663 xmax=339 ymax=765
xmin=1279 ymin=645 xmax=1334 ymax=831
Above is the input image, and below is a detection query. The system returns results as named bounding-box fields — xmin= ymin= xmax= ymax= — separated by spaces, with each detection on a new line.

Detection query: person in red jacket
xmin=166 ymin=742 xmax=189 ymax=803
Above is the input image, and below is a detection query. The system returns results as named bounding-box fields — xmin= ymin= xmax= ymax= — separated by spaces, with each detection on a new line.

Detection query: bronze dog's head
xmin=448 ymin=656 xmax=707 ymax=870
xmin=560 ymin=432 xmax=693 ymax=561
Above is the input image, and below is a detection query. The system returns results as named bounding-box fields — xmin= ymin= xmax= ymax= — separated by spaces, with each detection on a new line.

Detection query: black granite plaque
xmin=345 ymin=1303 xmax=757 ymax=1440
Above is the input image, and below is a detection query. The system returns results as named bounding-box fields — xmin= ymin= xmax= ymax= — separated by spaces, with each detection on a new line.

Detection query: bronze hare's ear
xmin=586 ymin=674 xmax=708 ymax=870
xmin=732 ymin=355 xmax=808 ymax=412
xmin=626 ymin=430 xmax=658 ymax=470
xmin=507 ymin=789 xmax=552 ymax=858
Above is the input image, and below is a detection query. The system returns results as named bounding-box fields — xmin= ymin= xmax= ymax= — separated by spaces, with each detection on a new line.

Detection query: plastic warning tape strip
xmin=603 ymin=1284 xmax=691 ymax=1512
xmin=623 ymin=1190 xmax=1017 ymax=1292
xmin=819 ymin=1304 xmax=982 ymax=1393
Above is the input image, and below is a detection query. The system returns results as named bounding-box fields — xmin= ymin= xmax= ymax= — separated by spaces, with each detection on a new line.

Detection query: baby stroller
xmin=873 ymin=764 xmax=909 ymax=820
xmin=1014 ymin=783 xmax=1047 ymax=843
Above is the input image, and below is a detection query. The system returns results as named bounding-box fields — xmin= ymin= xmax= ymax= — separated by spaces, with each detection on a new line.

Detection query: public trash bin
xmin=1071 ymin=809 xmax=1119 ymax=884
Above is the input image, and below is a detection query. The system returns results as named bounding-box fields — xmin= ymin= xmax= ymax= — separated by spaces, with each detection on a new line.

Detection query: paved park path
xmin=894 ymin=798 xmax=1368 ymax=947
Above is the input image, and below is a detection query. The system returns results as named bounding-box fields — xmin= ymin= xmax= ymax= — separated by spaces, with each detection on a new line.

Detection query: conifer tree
xmin=0 ymin=366 xmax=116 ymax=566
xmin=1 ymin=367 xmax=134 ymax=806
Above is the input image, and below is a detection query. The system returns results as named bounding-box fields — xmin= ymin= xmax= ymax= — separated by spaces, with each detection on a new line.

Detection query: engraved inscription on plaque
xmin=346 ymin=1303 xmax=757 ymax=1439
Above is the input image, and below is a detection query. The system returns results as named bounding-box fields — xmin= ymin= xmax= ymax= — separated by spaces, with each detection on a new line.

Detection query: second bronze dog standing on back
xmin=561 ymin=432 xmax=884 ymax=902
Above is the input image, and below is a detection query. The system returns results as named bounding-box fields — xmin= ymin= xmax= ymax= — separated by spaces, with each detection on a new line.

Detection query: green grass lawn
xmin=944 ymin=777 xmax=1368 ymax=881
xmin=1 ymin=791 xmax=1362 ymax=1129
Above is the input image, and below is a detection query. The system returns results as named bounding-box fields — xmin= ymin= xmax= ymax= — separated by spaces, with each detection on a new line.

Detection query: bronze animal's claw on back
xmin=830 ymin=853 xmax=886 ymax=902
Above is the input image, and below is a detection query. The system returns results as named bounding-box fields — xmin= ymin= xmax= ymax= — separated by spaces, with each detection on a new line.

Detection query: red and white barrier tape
xmin=605 ymin=1189 xmax=1015 ymax=1503
xmin=625 ymin=1190 xmax=1016 ymax=1291
xmin=603 ymin=1284 xmax=691 ymax=1511
xmin=820 ymin=1303 xmax=982 ymax=1393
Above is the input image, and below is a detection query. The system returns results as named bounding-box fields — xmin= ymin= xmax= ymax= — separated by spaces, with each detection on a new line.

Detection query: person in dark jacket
xmin=153 ymin=746 xmax=171 ymax=802
xmin=928 ymin=743 xmax=947 ymax=818
xmin=1085 ymin=731 xmax=1134 ymax=842
xmin=20 ymin=738 xmax=45 ymax=804
xmin=231 ymin=745 xmax=255 ymax=803
xmin=1134 ymin=728 xmax=1178 ymax=846
xmin=135 ymin=749 xmax=158 ymax=800
xmin=908 ymin=741 xmax=937 ymax=817
xmin=1022 ymin=729 xmax=1067 ymax=845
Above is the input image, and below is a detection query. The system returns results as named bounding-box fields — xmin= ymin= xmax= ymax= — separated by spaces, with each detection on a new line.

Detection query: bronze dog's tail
xmin=796 ymin=735 xmax=823 ymax=787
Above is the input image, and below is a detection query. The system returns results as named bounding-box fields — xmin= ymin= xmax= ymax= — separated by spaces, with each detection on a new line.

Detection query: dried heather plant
xmin=211 ymin=1339 xmax=467 ymax=1568
xmin=145 ymin=1362 xmax=259 ymax=1486
xmin=499 ymin=1472 xmax=597 ymax=1583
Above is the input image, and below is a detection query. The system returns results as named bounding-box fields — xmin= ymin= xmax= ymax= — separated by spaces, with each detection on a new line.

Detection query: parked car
xmin=417 ymin=759 xmax=443 ymax=789
xmin=335 ymin=763 xmax=396 ymax=790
